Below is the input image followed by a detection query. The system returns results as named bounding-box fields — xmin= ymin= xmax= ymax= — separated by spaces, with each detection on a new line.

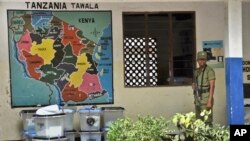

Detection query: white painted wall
xmin=0 ymin=1 xmax=229 ymax=140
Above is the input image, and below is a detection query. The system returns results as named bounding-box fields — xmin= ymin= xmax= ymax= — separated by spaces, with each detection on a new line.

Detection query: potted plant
xmin=107 ymin=115 xmax=174 ymax=141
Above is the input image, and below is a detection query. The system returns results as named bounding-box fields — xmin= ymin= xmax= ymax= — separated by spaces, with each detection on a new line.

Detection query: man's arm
xmin=207 ymin=79 xmax=215 ymax=109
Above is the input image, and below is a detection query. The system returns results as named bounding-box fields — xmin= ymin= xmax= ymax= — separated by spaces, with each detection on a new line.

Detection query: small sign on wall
xmin=202 ymin=40 xmax=223 ymax=48
xmin=202 ymin=40 xmax=224 ymax=68
xmin=243 ymin=59 xmax=250 ymax=83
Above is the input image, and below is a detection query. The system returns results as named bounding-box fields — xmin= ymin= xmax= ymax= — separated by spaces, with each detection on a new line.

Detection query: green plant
xmin=107 ymin=115 xmax=173 ymax=141
xmin=171 ymin=110 xmax=230 ymax=141
xmin=107 ymin=111 xmax=229 ymax=141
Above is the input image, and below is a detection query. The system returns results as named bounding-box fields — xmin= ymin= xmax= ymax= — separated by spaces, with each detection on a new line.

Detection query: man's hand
xmin=206 ymin=99 xmax=213 ymax=109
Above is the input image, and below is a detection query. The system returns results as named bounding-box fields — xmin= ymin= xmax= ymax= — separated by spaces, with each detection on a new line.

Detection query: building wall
xmin=0 ymin=1 xmax=231 ymax=140
xmin=243 ymin=2 xmax=250 ymax=58
xmin=243 ymin=1 xmax=250 ymax=123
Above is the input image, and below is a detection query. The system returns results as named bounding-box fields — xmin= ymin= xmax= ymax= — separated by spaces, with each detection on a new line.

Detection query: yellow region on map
xmin=30 ymin=39 xmax=56 ymax=64
xmin=69 ymin=53 xmax=91 ymax=87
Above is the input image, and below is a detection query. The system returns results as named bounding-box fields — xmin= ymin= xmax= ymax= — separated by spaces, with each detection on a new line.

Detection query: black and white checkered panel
xmin=124 ymin=37 xmax=147 ymax=86
xmin=148 ymin=38 xmax=158 ymax=86
xmin=124 ymin=37 xmax=158 ymax=87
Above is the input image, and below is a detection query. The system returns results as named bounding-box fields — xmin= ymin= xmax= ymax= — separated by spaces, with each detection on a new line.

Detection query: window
xmin=123 ymin=12 xmax=195 ymax=87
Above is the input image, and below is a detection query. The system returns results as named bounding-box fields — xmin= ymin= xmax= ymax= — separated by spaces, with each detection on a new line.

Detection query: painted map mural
xmin=8 ymin=10 xmax=113 ymax=107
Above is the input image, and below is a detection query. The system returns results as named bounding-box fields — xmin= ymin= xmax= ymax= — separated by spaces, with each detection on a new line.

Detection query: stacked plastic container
xmin=21 ymin=106 xmax=124 ymax=141
xmin=32 ymin=113 xmax=66 ymax=141
xmin=101 ymin=107 xmax=125 ymax=141
xmin=101 ymin=107 xmax=125 ymax=128
xmin=31 ymin=138 xmax=67 ymax=141
xmin=63 ymin=107 xmax=77 ymax=141
xmin=78 ymin=107 xmax=102 ymax=141
xmin=20 ymin=109 xmax=37 ymax=141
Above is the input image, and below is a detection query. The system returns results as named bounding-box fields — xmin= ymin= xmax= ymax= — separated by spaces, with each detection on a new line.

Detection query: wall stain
xmin=5 ymin=86 xmax=9 ymax=95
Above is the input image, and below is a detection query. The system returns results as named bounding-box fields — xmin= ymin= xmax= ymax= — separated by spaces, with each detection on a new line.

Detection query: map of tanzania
xmin=8 ymin=10 xmax=113 ymax=107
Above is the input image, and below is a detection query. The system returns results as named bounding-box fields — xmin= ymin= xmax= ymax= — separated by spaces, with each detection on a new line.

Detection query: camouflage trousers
xmin=194 ymin=93 xmax=213 ymax=125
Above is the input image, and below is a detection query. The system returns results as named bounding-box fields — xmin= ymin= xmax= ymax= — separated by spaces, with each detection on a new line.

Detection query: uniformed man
xmin=193 ymin=51 xmax=216 ymax=125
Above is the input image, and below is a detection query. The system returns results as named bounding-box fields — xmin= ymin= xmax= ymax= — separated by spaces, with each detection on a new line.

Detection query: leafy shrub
xmin=171 ymin=110 xmax=230 ymax=141
xmin=107 ymin=115 xmax=173 ymax=141
xmin=107 ymin=110 xmax=230 ymax=141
